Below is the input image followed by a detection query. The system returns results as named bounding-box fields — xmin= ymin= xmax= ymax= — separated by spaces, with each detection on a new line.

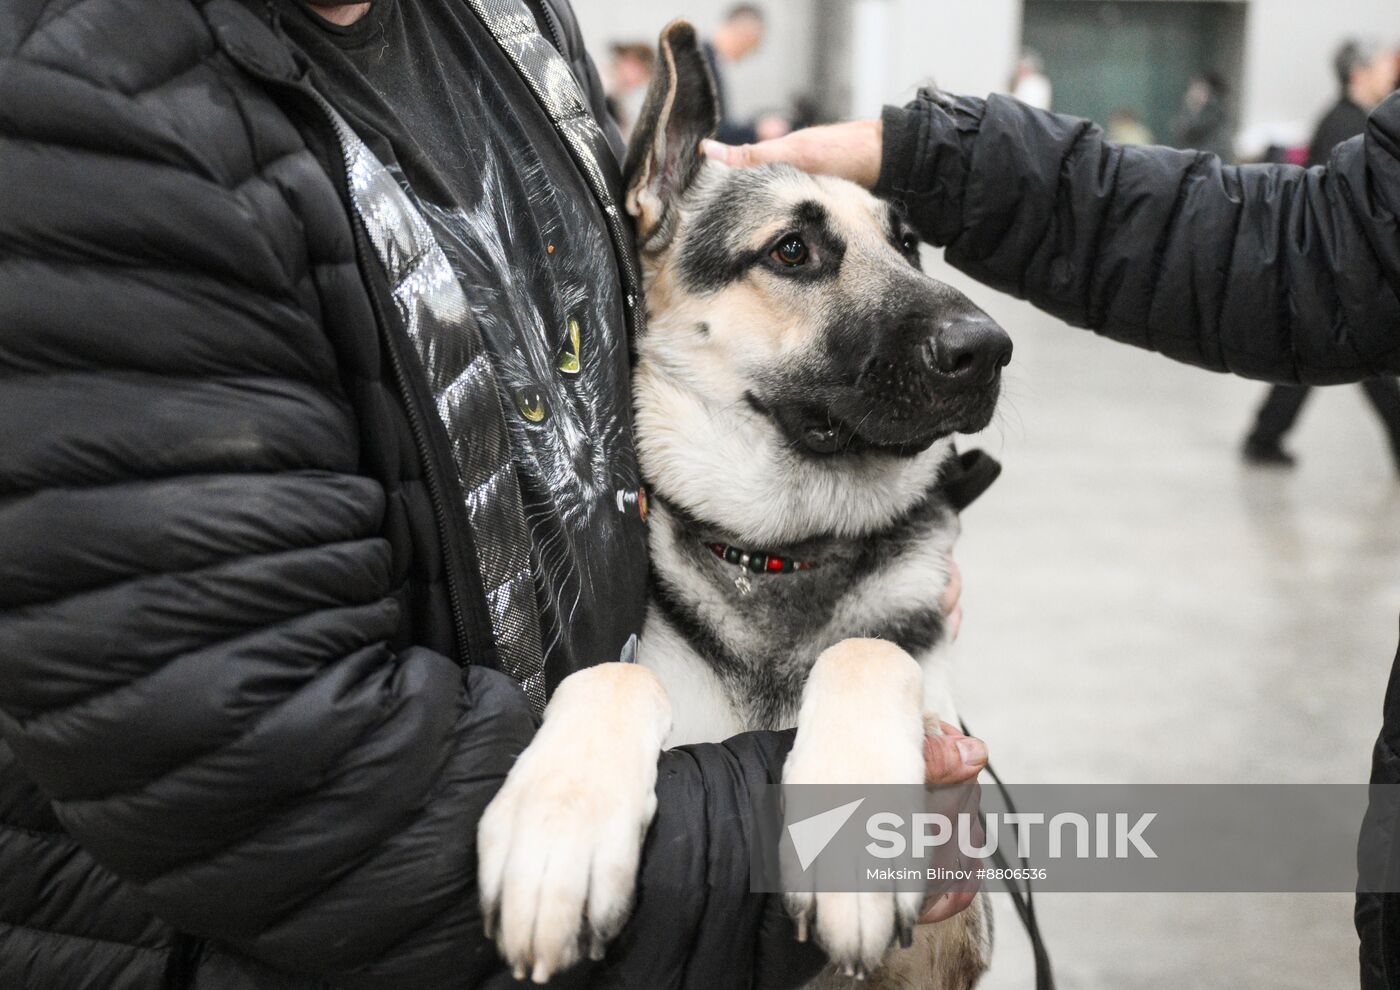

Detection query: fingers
xmin=923 ymin=723 xmax=987 ymax=786
xmin=919 ymin=888 xmax=979 ymax=925
xmin=938 ymin=558 xmax=962 ymax=616
xmin=939 ymin=557 xmax=963 ymax=641
xmin=701 ymin=137 xmax=778 ymax=169
xmin=700 ymin=120 xmax=884 ymax=187
xmin=921 ymin=730 xmax=985 ymax=924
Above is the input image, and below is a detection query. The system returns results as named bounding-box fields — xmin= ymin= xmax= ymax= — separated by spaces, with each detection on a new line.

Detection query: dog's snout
xmin=923 ymin=316 xmax=1013 ymax=383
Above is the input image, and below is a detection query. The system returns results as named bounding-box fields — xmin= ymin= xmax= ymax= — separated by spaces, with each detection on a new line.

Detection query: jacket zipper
xmin=311 ymin=93 xmax=477 ymax=663
xmin=227 ymin=1 xmax=635 ymax=673
xmin=530 ymin=0 xmax=567 ymax=58
xmin=507 ymin=0 xmax=647 ymax=339
xmin=223 ymin=45 xmax=480 ymax=665
xmin=369 ymin=254 xmax=477 ymax=661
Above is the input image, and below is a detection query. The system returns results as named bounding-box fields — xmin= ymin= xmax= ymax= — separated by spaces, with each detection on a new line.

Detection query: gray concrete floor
xmin=930 ymin=255 xmax=1400 ymax=989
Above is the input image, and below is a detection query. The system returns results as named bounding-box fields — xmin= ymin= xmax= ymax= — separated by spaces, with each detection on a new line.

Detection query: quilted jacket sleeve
xmin=0 ymin=4 xmax=820 ymax=988
xmin=0 ymin=4 xmax=539 ymax=986
xmin=877 ymin=90 xmax=1400 ymax=385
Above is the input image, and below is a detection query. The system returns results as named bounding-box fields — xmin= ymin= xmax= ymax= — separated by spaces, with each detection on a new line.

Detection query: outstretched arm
xmin=706 ymin=91 xmax=1400 ymax=386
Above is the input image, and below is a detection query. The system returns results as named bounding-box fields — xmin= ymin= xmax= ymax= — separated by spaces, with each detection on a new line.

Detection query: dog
xmin=478 ymin=21 xmax=1011 ymax=988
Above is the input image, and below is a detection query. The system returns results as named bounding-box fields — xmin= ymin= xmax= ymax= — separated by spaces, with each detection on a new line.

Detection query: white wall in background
xmin=574 ymin=0 xmax=1398 ymax=147
xmin=1240 ymin=0 xmax=1397 ymax=151
xmin=850 ymin=0 xmax=895 ymax=117
xmin=740 ymin=0 xmax=1027 ymax=120
xmin=573 ymin=0 xmax=817 ymax=121
xmin=870 ymin=0 xmax=1396 ymax=154
xmin=883 ymin=0 xmax=1022 ymax=108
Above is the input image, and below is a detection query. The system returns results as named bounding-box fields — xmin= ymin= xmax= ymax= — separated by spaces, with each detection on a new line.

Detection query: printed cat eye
xmin=557 ymin=317 xmax=582 ymax=376
xmin=515 ymin=389 xmax=549 ymax=423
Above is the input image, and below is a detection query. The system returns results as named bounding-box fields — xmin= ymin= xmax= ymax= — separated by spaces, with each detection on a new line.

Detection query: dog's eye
xmin=771 ymin=236 xmax=809 ymax=267
xmin=557 ymin=317 xmax=582 ymax=377
xmin=515 ymin=389 xmax=549 ymax=423
xmin=900 ymin=233 xmax=920 ymax=254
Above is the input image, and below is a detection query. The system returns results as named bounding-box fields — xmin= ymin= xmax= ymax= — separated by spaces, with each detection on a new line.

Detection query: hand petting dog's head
xmin=626 ymin=22 xmax=1010 ymax=545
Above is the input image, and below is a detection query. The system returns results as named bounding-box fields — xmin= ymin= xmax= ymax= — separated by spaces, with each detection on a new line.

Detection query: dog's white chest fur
xmin=638 ymin=495 xmax=963 ymax=744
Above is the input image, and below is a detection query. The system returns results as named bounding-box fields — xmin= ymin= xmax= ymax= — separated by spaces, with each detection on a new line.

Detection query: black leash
xmin=961 ymin=720 xmax=1056 ymax=990
xmin=948 ymin=459 xmax=1053 ymax=985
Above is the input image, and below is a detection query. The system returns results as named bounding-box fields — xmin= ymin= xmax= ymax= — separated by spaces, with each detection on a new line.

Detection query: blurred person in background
xmin=604 ymin=41 xmax=656 ymax=141
xmin=705 ymin=57 xmax=1400 ymax=990
xmin=704 ymin=3 xmax=773 ymax=144
xmin=1107 ymin=107 xmax=1154 ymax=145
xmin=1243 ymin=36 xmax=1400 ymax=470
xmin=1010 ymin=49 xmax=1053 ymax=110
xmin=1172 ymin=71 xmax=1234 ymax=162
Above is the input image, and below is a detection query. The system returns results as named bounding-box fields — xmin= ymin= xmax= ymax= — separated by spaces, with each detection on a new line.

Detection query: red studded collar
xmin=707 ymin=542 xmax=817 ymax=575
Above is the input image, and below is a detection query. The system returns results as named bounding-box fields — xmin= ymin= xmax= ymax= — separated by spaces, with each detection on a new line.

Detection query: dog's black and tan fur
xmin=480 ymin=21 xmax=1011 ymax=989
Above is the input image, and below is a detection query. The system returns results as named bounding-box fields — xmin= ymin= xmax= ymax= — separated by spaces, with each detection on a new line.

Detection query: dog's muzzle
xmin=752 ymin=312 xmax=1012 ymax=458
xmin=791 ymin=316 xmax=1011 ymax=457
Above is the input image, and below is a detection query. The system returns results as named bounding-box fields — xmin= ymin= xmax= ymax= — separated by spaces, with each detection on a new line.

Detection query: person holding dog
xmin=0 ymin=1 xmax=983 ymax=988
xmin=704 ymin=60 xmax=1400 ymax=990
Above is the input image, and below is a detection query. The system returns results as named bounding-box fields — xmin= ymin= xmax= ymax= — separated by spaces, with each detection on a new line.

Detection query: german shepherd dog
xmin=479 ymin=22 xmax=1010 ymax=988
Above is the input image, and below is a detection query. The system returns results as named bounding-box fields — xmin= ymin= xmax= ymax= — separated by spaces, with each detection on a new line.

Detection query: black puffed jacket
xmin=0 ymin=2 xmax=818 ymax=988
xmin=876 ymin=89 xmax=1400 ymax=989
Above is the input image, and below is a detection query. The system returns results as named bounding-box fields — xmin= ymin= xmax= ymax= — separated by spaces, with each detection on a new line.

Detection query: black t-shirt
xmin=279 ymin=0 xmax=647 ymax=684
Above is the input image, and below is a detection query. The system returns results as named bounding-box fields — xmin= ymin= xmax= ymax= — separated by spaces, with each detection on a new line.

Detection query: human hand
xmin=700 ymin=118 xmax=885 ymax=188
xmin=919 ymin=720 xmax=986 ymax=924
xmin=924 ymin=557 xmax=975 ymax=922
xmin=939 ymin=557 xmax=963 ymax=641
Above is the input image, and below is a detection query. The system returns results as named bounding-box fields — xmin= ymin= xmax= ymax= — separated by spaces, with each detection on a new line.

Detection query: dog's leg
xmin=859 ymin=894 xmax=991 ymax=990
xmin=867 ymin=663 xmax=987 ymax=990
xmin=477 ymin=663 xmax=670 ymax=983
xmin=783 ymin=639 xmax=928 ymax=977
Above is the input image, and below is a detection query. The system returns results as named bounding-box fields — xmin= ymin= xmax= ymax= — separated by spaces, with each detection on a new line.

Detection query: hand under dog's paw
xmin=477 ymin=664 xmax=670 ymax=983
xmin=781 ymin=639 xmax=928 ymax=976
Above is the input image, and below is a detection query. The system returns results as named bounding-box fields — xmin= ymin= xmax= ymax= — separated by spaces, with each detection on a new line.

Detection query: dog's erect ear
xmin=622 ymin=20 xmax=719 ymax=247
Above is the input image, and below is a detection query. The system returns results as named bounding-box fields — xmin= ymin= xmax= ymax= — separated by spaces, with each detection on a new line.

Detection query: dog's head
xmin=625 ymin=22 xmax=1010 ymax=545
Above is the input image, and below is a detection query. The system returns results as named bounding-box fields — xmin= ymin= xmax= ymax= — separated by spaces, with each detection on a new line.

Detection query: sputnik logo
xmin=787 ymin=798 xmax=866 ymax=870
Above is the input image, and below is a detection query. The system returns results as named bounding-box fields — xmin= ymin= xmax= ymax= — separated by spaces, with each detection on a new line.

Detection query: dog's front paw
xmin=782 ymin=639 xmax=928 ymax=977
xmin=478 ymin=663 xmax=670 ymax=983
xmin=785 ymin=886 xmax=925 ymax=980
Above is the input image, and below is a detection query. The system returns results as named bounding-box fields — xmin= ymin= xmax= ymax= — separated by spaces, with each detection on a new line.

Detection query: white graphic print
xmin=397 ymin=146 xmax=633 ymax=656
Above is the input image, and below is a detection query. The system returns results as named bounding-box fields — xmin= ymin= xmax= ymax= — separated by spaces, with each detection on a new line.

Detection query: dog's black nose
xmin=924 ymin=316 xmax=1013 ymax=383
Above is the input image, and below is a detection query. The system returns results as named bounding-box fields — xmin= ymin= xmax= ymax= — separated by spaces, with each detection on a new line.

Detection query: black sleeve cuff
xmin=590 ymin=727 xmax=824 ymax=989
xmin=875 ymin=91 xmax=987 ymax=247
